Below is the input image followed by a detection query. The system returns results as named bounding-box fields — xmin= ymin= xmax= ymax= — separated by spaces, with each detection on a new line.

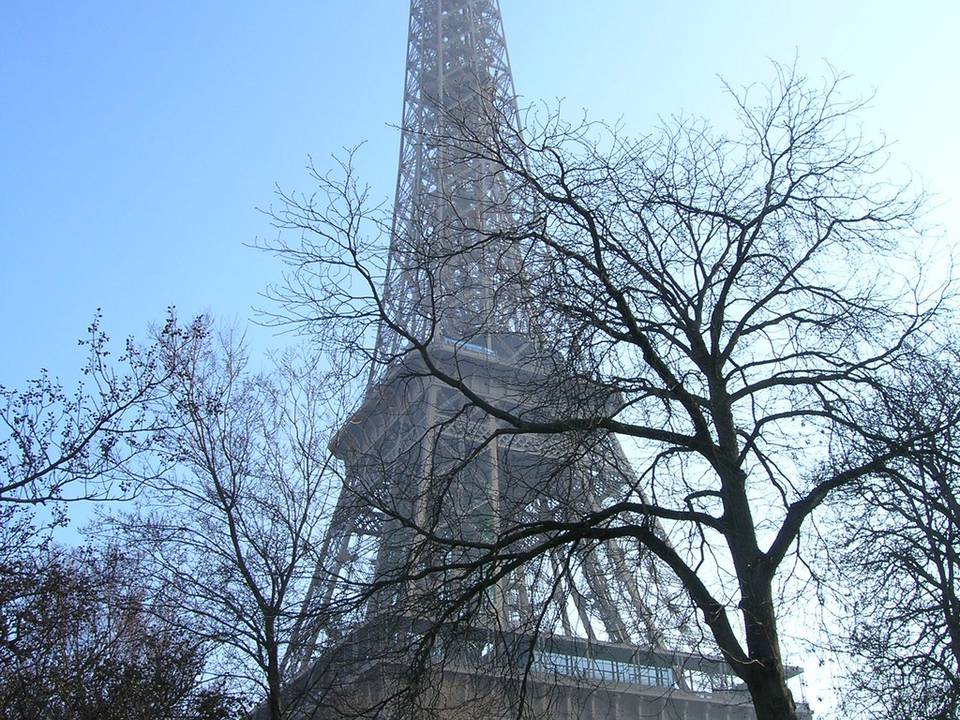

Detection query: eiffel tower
xmin=283 ymin=3 xmax=811 ymax=719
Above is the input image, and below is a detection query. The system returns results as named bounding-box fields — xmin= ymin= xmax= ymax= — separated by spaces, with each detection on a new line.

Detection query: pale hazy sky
xmin=2 ymin=1 xmax=957 ymax=385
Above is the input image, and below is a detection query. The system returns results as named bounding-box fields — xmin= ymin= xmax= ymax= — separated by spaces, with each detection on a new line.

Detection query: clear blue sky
xmin=2 ymin=1 xmax=957 ymax=710
xmin=2 ymin=1 xmax=957 ymax=384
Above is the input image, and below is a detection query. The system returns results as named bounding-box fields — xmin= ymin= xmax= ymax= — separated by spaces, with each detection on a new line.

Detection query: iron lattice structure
xmin=370 ymin=0 xmax=535 ymax=375
xmin=283 ymin=0 xmax=698 ymax=685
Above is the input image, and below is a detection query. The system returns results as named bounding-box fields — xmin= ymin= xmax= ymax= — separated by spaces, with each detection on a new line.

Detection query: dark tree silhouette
xmin=0 ymin=310 xmax=193 ymax=513
xmin=0 ymin=540 xmax=243 ymax=720
xmin=110 ymin=319 xmax=339 ymax=720
xmin=260 ymin=65 xmax=949 ymax=720
xmin=836 ymin=351 xmax=960 ymax=720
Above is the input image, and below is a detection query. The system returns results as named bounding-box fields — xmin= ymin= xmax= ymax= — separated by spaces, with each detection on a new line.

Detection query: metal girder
xmin=284 ymin=0 xmax=697 ymax=679
xmin=371 ymin=0 xmax=531 ymax=379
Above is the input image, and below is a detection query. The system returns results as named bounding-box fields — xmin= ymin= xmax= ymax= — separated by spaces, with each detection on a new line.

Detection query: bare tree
xmin=262 ymin=64 xmax=949 ymax=720
xmin=834 ymin=350 xmax=960 ymax=720
xmin=0 ymin=310 xmax=187 ymax=514
xmin=110 ymin=318 xmax=338 ymax=720
xmin=0 ymin=539 xmax=242 ymax=720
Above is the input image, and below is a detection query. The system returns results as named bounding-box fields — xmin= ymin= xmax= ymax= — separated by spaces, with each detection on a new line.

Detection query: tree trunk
xmin=265 ymin=617 xmax=284 ymax=720
xmin=740 ymin=581 xmax=799 ymax=720
xmin=746 ymin=667 xmax=798 ymax=720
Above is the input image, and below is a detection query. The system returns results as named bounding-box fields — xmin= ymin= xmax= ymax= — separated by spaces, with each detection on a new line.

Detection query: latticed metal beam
xmin=284 ymin=0 xmax=694 ymax=680
xmin=371 ymin=0 xmax=531 ymax=376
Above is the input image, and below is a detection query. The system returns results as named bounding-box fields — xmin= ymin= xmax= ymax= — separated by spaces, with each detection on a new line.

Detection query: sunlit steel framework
xmin=283 ymin=2 xmax=809 ymax=718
